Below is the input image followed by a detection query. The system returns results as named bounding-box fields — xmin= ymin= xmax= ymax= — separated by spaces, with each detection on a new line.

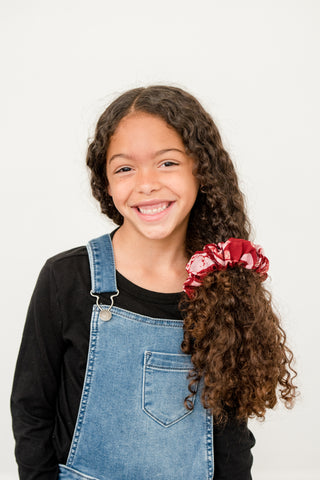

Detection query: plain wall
xmin=1 ymin=1 xmax=319 ymax=478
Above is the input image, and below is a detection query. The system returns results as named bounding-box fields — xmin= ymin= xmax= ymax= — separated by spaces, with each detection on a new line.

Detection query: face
xmin=106 ymin=112 xmax=199 ymax=243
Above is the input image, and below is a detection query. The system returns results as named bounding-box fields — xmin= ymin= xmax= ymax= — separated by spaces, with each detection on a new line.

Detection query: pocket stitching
xmin=59 ymin=463 xmax=100 ymax=480
xmin=142 ymin=351 xmax=194 ymax=428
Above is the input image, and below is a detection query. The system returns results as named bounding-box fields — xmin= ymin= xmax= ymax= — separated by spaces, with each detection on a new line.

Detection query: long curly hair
xmin=86 ymin=85 xmax=298 ymax=423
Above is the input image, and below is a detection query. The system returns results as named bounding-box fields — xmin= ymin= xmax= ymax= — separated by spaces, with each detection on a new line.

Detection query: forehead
xmin=109 ymin=112 xmax=184 ymax=149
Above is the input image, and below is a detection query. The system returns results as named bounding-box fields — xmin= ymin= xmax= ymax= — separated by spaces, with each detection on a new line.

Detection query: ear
xmin=107 ymin=184 xmax=112 ymax=196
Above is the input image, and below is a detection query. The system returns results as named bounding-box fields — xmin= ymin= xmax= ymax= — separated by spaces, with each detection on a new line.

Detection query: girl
xmin=11 ymin=85 xmax=297 ymax=480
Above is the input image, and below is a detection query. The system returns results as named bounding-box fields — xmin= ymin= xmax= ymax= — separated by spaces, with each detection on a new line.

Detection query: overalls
xmin=58 ymin=234 xmax=214 ymax=480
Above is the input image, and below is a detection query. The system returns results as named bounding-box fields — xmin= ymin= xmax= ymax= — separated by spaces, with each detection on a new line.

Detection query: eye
xmin=160 ymin=161 xmax=179 ymax=168
xmin=115 ymin=166 xmax=132 ymax=174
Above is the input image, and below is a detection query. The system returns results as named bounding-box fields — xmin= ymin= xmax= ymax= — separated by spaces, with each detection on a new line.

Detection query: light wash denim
xmin=58 ymin=234 xmax=214 ymax=480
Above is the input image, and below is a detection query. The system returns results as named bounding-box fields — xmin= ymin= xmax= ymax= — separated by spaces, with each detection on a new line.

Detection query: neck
xmin=111 ymin=225 xmax=189 ymax=293
xmin=114 ymin=224 xmax=188 ymax=265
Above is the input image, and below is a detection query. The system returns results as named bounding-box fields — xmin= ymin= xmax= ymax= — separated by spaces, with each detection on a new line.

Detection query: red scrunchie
xmin=183 ymin=238 xmax=269 ymax=298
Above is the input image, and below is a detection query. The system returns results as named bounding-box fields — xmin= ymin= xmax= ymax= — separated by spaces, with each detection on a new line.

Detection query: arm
xmin=11 ymin=260 xmax=64 ymax=480
xmin=213 ymin=414 xmax=255 ymax=480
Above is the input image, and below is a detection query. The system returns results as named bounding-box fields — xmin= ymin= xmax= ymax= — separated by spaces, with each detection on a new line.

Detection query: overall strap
xmin=86 ymin=234 xmax=118 ymax=293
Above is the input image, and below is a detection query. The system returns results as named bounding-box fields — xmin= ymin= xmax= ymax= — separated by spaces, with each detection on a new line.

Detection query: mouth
xmin=132 ymin=201 xmax=174 ymax=220
xmin=137 ymin=202 xmax=171 ymax=215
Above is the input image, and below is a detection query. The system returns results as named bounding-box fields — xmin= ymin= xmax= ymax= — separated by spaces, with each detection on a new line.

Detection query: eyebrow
xmin=108 ymin=148 xmax=185 ymax=164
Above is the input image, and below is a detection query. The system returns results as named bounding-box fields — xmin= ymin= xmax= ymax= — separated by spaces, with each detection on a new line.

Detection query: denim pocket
xmin=59 ymin=464 xmax=100 ymax=480
xmin=142 ymin=351 xmax=194 ymax=427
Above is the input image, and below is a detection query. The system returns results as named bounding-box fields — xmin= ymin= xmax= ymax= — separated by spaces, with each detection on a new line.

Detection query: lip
xmin=132 ymin=200 xmax=175 ymax=222
xmin=131 ymin=199 xmax=174 ymax=208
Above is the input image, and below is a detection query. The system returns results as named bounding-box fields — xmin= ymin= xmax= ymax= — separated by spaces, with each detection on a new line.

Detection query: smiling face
xmin=106 ymin=112 xmax=199 ymax=244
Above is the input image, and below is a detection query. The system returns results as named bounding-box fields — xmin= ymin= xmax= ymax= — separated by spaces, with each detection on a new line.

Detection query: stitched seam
xmin=98 ymin=305 xmax=183 ymax=326
xmin=51 ymin=262 xmax=66 ymax=341
xmin=67 ymin=308 xmax=98 ymax=466
xmin=142 ymin=352 xmax=193 ymax=428
xmin=206 ymin=410 xmax=214 ymax=479
xmin=145 ymin=366 xmax=191 ymax=372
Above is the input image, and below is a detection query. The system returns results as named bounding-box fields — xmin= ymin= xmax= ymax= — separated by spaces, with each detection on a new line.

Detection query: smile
xmin=138 ymin=202 xmax=170 ymax=215
xmin=132 ymin=201 xmax=174 ymax=221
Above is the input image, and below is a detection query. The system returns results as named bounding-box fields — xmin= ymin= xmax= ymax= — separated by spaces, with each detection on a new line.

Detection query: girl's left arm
xmin=213 ymin=415 xmax=255 ymax=480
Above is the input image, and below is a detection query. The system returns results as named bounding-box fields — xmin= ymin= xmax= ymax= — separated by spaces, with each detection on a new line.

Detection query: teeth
xmin=138 ymin=203 xmax=169 ymax=215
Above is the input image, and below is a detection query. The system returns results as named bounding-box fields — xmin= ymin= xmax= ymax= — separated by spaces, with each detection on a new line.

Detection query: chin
xmin=142 ymin=230 xmax=171 ymax=241
xmin=139 ymin=225 xmax=182 ymax=242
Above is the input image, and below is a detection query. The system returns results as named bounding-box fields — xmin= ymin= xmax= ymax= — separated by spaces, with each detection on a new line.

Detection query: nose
xmin=135 ymin=167 xmax=161 ymax=195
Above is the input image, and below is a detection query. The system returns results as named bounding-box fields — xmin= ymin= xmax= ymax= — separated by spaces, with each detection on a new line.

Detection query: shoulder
xmin=45 ymin=245 xmax=88 ymax=266
xmin=44 ymin=245 xmax=89 ymax=277
xmin=39 ymin=246 xmax=91 ymax=296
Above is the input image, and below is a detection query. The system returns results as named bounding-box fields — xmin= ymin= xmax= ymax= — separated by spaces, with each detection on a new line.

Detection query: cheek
xmin=186 ymin=175 xmax=199 ymax=198
xmin=106 ymin=181 xmax=127 ymax=212
xmin=106 ymin=174 xmax=117 ymax=198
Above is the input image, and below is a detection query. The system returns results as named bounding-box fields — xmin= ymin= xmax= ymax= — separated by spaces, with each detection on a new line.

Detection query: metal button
xmin=100 ymin=310 xmax=112 ymax=322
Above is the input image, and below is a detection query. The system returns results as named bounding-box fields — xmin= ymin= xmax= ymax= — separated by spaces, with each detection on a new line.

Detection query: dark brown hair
xmin=86 ymin=85 xmax=297 ymax=422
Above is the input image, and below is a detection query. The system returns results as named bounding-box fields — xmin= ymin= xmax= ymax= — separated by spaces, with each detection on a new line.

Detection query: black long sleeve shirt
xmin=11 ymin=243 xmax=255 ymax=480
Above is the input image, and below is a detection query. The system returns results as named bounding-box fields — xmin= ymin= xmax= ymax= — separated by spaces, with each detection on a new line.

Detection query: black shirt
xmin=11 ymin=242 xmax=255 ymax=480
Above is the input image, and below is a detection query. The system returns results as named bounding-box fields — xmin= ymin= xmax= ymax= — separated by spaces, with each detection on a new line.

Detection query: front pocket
xmin=59 ymin=464 xmax=100 ymax=480
xmin=142 ymin=351 xmax=195 ymax=427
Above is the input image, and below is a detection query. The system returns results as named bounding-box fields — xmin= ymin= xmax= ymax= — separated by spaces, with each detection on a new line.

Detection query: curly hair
xmin=86 ymin=85 xmax=250 ymax=255
xmin=181 ymin=268 xmax=297 ymax=424
xmin=86 ymin=85 xmax=298 ymax=422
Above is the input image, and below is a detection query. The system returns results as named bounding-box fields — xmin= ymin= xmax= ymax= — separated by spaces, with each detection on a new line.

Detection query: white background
xmin=1 ymin=1 xmax=319 ymax=479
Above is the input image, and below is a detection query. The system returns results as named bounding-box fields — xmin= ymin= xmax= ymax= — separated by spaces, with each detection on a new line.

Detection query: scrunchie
xmin=183 ymin=238 xmax=269 ymax=298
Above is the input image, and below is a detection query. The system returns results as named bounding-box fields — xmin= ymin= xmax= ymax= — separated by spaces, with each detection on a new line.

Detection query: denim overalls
xmin=58 ymin=234 xmax=214 ymax=480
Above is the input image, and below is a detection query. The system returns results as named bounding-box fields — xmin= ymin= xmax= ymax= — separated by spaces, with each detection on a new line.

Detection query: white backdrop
xmin=1 ymin=1 xmax=319 ymax=479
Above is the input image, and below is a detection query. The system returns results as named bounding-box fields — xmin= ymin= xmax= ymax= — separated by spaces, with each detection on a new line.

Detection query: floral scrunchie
xmin=183 ymin=238 xmax=269 ymax=298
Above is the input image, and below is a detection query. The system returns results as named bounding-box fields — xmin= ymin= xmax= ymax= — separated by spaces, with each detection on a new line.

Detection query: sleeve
xmin=11 ymin=260 xmax=64 ymax=480
xmin=213 ymin=415 xmax=256 ymax=480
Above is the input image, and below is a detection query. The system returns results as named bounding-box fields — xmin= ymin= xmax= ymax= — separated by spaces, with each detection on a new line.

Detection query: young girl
xmin=11 ymin=85 xmax=297 ymax=480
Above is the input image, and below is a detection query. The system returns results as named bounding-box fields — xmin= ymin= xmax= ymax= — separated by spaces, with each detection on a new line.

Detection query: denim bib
xmin=59 ymin=234 xmax=214 ymax=480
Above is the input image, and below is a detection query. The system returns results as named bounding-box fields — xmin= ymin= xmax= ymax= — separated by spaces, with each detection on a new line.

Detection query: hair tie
xmin=183 ymin=238 xmax=269 ymax=299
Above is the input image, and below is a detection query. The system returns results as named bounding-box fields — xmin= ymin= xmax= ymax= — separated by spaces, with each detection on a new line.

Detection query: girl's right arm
xmin=11 ymin=260 xmax=64 ymax=480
